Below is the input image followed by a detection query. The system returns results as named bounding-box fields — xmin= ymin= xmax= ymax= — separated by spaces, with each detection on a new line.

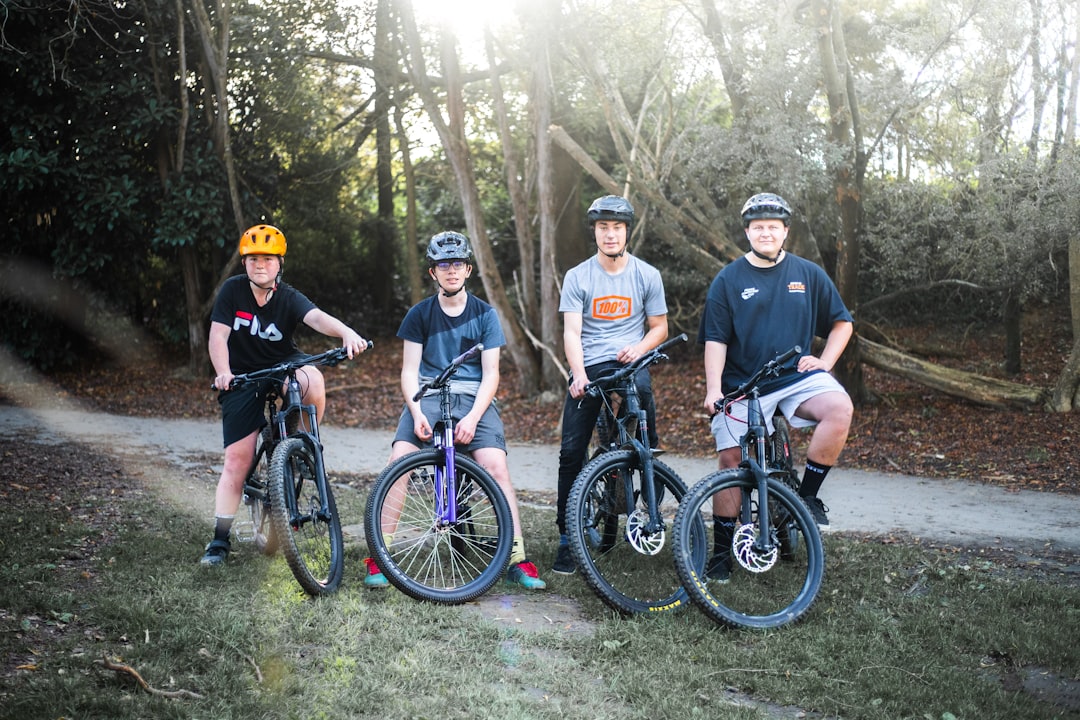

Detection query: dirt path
xmin=5 ymin=403 xmax=1080 ymax=555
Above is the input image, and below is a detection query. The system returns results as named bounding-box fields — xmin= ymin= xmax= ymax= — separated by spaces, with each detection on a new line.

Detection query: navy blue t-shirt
xmin=698 ymin=254 xmax=852 ymax=395
xmin=396 ymin=293 xmax=505 ymax=390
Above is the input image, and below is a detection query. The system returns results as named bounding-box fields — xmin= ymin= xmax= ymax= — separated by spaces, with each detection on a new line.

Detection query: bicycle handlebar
xmin=583 ymin=333 xmax=688 ymax=398
xmin=413 ymin=343 xmax=484 ymax=402
xmin=215 ymin=341 xmax=373 ymax=391
xmin=713 ymin=345 xmax=801 ymax=411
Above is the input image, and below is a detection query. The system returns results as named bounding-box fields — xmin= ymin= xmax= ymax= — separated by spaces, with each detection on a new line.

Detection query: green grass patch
xmin=2 ymin=443 xmax=1078 ymax=719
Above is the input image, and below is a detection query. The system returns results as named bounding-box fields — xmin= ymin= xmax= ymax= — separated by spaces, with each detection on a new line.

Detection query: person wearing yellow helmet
xmin=200 ymin=224 xmax=370 ymax=567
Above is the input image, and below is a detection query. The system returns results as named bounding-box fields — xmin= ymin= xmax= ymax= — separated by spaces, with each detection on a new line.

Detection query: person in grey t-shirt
xmin=551 ymin=195 xmax=669 ymax=575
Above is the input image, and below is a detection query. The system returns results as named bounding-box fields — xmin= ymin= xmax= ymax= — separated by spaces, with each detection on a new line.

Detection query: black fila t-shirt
xmin=210 ymin=275 xmax=317 ymax=373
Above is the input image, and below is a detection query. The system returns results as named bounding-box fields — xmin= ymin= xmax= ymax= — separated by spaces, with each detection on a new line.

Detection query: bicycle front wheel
xmin=566 ymin=450 xmax=706 ymax=615
xmin=672 ymin=469 xmax=824 ymax=629
xmin=364 ymin=450 xmax=513 ymax=604
xmin=268 ymin=437 xmax=344 ymax=596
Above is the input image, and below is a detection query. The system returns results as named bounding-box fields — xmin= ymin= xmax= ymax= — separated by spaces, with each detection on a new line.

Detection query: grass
xmin=2 ymin=444 xmax=1079 ymax=719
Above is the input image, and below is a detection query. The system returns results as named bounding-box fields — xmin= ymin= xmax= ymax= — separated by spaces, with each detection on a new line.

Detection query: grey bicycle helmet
xmin=587 ymin=195 xmax=635 ymax=233
xmin=426 ymin=231 xmax=473 ymax=265
xmin=740 ymin=193 xmax=793 ymax=227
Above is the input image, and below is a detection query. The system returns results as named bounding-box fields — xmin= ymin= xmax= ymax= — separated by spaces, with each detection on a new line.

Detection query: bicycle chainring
xmin=732 ymin=522 xmax=779 ymax=573
xmin=625 ymin=509 xmax=665 ymax=555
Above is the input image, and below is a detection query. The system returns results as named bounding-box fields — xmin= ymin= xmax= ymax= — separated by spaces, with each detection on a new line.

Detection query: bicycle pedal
xmin=232 ymin=520 xmax=256 ymax=542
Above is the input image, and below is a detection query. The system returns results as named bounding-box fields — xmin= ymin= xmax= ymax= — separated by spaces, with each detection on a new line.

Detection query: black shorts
xmin=219 ymin=379 xmax=274 ymax=447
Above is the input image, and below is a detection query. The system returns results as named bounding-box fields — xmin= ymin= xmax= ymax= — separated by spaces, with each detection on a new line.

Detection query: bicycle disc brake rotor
xmin=732 ymin=523 xmax=779 ymax=573
xmin=625 ymin=509 xmax=665 ymax=555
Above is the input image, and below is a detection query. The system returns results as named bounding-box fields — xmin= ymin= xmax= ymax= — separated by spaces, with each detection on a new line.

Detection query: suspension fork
xmin=624 ymin=383 xmax=663 ymax=535
xmin=434 ymin=389 xmax=458 ymax=525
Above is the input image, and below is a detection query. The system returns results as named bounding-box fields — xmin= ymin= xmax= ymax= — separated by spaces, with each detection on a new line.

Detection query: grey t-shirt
xmin=559 ymin=254 xmax=667 ymax=367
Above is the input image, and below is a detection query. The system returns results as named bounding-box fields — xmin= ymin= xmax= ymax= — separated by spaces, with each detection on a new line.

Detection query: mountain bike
xmin=564 ymin=333 xmax=707 ymax=615
xmin=364 ymin=344 xmax=514 ymax=604
xmin=671 ymin=346 xmax=825 ymax=629
xmin=224 ymin=346 xmax=365 ymax=596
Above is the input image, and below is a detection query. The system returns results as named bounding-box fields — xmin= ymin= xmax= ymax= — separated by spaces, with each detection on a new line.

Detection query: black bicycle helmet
xmin=426 ymin=231 xmax=473 ymax=265
xmin=587 ymin=195 xmax=635 ymax=233
xmin=740 ymin=193 xmax=793 ymax=227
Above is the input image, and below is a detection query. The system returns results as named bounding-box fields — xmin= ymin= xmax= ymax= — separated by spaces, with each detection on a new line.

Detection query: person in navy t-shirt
xmin=699 ymin=193 xmax=853 ymax=581
xmin=361 ymin=232 xmax=546 ymax=591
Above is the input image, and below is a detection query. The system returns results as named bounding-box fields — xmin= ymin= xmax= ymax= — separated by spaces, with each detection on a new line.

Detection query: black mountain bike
xmin=224 ymin=346 xmax=365 ymax=596
xmin=671 ymin=346 xmax=824 ymax=629
xmin=364 ymin=344 xmax=514 ymax=604
xmin=565 ymin=333 xmax=707 ymax=615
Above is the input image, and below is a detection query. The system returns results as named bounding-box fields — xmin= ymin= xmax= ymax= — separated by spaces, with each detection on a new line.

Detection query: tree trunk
xmin=1003 ymin=291 xmax=1022 ymax=376
xmin=399 ymin=5 xmax=540 ymax=393
xmin=860 ymin=337 xmax=1048 ymax=409
xmin=371 ymin=0 xmax=397 ymax=314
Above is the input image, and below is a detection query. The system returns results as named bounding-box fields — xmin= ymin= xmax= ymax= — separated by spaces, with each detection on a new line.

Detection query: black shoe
xmin=200 ymin=538 xmax=231 ymax=566
xmin=705 ymin=553 xmax=731 ymax=584
xmin=552 ymin=544 xmax=576 ymax=575
xmin=803 ymin=496 xmax=830 ymax=526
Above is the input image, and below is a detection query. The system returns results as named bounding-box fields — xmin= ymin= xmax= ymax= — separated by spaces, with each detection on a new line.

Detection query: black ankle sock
xmin=800 ymin=461 xmax=831 ymax=497
xmin=213 ymin=516 xmax=234 ymax=543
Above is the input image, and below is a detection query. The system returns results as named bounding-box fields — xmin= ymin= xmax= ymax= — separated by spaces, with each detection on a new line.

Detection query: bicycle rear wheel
xmin=364 ymin=450 xmax=513 ymax=604
xmin=672 ymin=469 xmax=824 ymax=629
xmin=768 ymin=416 xmax=802 ymax=560
xmin=243 ymin=427 xmax=278 ymax=555
xmin=268 ymin=437 xmax=344 ymax=596
xmin=566 ymin=450 xmax=706 ymax=615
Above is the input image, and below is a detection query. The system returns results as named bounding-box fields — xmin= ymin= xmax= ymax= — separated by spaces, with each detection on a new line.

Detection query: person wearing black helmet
xmin=361 ymin=231 xmax=547 ymax=591
xmin=202 ymin=224 xmax=370 ymax=567
xmin=552 ymin=195 xmax=669 ymax=575
xmin=698 ymin=192 xmax=853 ymax=582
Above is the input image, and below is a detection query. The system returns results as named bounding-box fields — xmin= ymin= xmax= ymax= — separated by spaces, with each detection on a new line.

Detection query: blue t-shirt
xmin=396 ymin=293 xmax=506 ymax=394
xmin=209 ymin=275 xmax=316 ymax=373
xmin=698 ymin=254 xmax=852 ymax=395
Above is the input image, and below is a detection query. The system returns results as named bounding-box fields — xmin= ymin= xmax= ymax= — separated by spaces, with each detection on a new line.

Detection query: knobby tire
xmin=268 ymin=437 xmax=344 ymax=596
xmin=566 ymin=450 xmax=706 ymax=615
xmin=673 ymin=469 xmax=824 ymax=629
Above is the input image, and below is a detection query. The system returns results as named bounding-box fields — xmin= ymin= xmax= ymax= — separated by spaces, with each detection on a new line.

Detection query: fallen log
xmin=858 ymin=337 xmax=1049 ymax=410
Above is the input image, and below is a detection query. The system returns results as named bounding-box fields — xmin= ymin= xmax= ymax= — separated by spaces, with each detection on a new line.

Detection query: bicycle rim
xmin=364 ymin=450 xmax=512 ymax=604
xmin=567 ymin=450 xmax=705 ymax=615
xmin=269 ymin=437 xmax=344 ymax=596
xmin=673 ymin=469 xmax=824 ymax=629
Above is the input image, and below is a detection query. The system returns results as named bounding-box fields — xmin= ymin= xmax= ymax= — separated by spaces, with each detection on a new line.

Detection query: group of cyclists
xmin=202 ymin=192 xmax=854 ymax=594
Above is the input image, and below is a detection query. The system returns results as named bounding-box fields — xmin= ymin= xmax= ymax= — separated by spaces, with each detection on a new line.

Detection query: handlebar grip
xmin=451 ymin=343 xmax=484 ymax=366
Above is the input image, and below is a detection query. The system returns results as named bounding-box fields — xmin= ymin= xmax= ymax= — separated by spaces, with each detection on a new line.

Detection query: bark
xmin=811 ymin=0 xmax=869 ymax=404
xmin=860 ymin=338 xmax=1049 ymax=409
xmin=486 ymin=29 xmax=538 ymax=332
xmin=393 ymin=100 xmax=423 ymax=306
xmin=372 ymin=0 xmax=397 ymax=313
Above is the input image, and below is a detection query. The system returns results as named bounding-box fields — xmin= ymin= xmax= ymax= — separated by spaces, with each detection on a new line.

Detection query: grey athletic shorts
xmin=393 ymin=393 xmax=506 ymax=453
xmin=710 ymin=371 xmax=848 ymax=452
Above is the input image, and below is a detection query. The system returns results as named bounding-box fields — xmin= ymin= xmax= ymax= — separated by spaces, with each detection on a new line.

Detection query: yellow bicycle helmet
xmin=238 ymin=224 xmax=287 ymax=257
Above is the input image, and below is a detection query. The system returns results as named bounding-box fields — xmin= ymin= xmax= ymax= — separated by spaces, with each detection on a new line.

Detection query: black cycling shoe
xmin=802 ymin=496 xmax=830 ymax=527
xmin=200 ymin=538 xmax=231 ymax=566
xmin=552 ymin=544 xmax=576 ymax=575
xmin=705 ymin=553 xmax=731 ymax=584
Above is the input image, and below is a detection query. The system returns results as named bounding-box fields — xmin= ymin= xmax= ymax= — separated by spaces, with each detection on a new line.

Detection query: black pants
xmin=555 ymin=361 xmax=658 ymax=534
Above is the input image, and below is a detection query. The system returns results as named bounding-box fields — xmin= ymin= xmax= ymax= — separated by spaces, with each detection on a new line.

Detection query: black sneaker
xmin=552 ymin=544 xmax=576 ymax=575
xmin=200 ymin=538 xmax=231 ymax=566
xmin=803 ymin=496 xmax=830 ymax=527
xmin=705 ymin=553 xmax=731 ymax=584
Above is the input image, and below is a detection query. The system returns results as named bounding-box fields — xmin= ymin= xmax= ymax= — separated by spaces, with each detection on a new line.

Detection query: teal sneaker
xmin=363 ymin=557 xmax=389 ymax=588
xmin=506 ymin=560 xmax=547 ymax=590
